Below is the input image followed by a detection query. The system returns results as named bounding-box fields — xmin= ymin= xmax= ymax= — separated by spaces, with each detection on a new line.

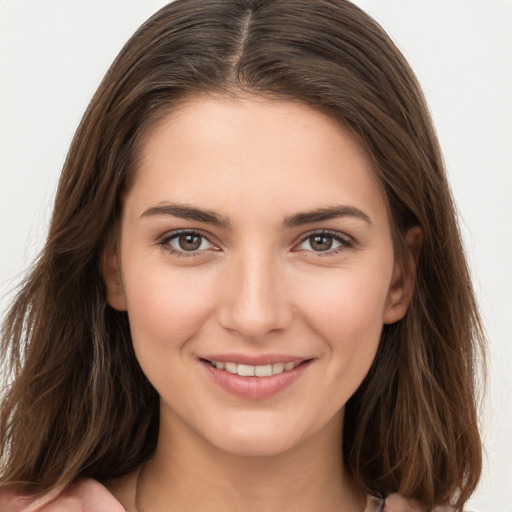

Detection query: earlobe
xmin=383 ymin=226 xmax=423 ymax=324
xmin=101 ymin=250 xmax=127 ymax=311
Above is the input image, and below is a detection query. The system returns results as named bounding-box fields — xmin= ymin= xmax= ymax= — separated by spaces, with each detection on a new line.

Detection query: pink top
xmin=0 ymin=478 xmax=455 ymax=512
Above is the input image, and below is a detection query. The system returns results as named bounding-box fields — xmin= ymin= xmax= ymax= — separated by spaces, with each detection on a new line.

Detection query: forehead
xmin=128 ymin=94 xmax=389 ymax=227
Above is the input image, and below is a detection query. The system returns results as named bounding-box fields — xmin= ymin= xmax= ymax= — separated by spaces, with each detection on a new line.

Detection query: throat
xmin=134 ymin=430 xmax=365 ymax=512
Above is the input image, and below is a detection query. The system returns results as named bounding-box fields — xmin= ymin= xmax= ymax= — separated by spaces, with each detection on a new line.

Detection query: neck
xmin=136 ymin=408 xmax=366 ymax=512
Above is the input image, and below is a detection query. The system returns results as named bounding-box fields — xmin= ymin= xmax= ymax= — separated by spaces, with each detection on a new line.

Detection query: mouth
xmin=200 ymin=357 xmax=313 ymax=400
xmin=203 ymin=359 xmax=304 ymax=377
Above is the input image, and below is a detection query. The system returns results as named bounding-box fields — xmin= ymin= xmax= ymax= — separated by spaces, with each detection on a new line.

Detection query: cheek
xmin=122 ymin=264 xmax=219 ymax=356
xmin=300 ymin=265 xmax=391 ymax=329
xmin=295 ymin=266 xmax=392 ymax=375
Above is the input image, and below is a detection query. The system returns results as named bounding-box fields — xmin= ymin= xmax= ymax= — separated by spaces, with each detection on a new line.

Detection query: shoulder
xmin=0 ymin=479 xmax=124 ymax=512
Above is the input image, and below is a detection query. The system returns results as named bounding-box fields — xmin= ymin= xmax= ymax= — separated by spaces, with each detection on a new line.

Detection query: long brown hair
xmin=0 ymin=1 xmax=484 ymax=509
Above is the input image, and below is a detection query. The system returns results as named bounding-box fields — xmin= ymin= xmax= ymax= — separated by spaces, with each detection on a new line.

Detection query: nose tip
xmin=216 ymin=258 xmax=292 ymax=342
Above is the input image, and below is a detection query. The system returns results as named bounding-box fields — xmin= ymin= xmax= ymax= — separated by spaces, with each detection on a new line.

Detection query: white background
xmin=1 ymin=1 xmax=511 ymax=511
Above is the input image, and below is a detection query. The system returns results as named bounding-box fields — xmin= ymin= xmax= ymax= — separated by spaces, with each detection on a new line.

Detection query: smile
xmin=207 ymin=360 xmax=300 ymax=377
xmin=201 ymin=358 xmax=313 ymax=400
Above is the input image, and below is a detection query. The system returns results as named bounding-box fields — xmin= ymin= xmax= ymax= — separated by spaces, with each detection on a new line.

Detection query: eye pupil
xmin=310 ymin=235 xmax=333 ymax=251
xmin=179 ymin=234 xmax=202 ymax=251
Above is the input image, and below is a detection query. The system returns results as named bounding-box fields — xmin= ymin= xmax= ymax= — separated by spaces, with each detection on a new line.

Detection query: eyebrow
xmin=140 ymin=204 xmax=231 ymax=228
xmin=283 ymin=205 xmax=372 ymax=228
xmin=140 ymin=203 xmax=371 ymax=229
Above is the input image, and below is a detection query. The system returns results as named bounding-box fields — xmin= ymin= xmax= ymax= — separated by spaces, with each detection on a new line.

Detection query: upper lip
xmin=200 ymin=354 xmax=311 ymax=366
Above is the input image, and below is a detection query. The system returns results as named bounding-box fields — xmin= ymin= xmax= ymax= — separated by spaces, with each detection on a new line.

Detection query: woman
xmin=0 ymin=1 xmax=484 ymax=511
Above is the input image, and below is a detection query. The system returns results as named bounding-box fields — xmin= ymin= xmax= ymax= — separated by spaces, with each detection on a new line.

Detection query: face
xmin=105 ymin=94 xmax=414 ymax=458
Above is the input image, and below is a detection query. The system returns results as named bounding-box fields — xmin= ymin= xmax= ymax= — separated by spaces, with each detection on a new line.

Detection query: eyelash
xmin=157 ymin=229 xmax=355 ymax=257
xmin=294 ymin=230 xmax=355 ymax=256
xmin=158 ymin=229 xmax=218 ymax=258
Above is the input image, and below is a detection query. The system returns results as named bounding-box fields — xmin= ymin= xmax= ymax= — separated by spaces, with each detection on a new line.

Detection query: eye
xmin=296 ymin=231 xmax=353 ymax=254
xmin=159 ymin=230 xmax=217 ymax=255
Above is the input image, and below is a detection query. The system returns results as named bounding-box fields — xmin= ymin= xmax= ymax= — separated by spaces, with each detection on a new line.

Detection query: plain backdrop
xmin=1 ymin=1 xmax=511 ymax=511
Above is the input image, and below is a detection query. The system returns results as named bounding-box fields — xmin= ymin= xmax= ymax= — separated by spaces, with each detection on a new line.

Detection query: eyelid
xmin=157 ymin=229 xmax=220 ymax=256
xmin=156 ymin=228 xmax=355 ymax=258
xmin=293 ymin=229 xmax=355 ymax=254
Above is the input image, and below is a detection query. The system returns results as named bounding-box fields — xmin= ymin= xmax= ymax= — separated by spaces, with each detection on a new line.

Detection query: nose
xmin=216 ymin=250 xmax=293 ymax=342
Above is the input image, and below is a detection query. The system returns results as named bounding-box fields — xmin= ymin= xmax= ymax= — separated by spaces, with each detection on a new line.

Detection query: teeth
xmin=210 ymin=360 xmax=300 ymax=376
xmin=255 ymin=364 xmax=272 ymax=377
xmin=224 ymin=362 xmax=238 ymax=374
xmin=237 ymin=364 xmax=255 ymax=376
xmin=272 ymin=362 xmax=284 ymax=374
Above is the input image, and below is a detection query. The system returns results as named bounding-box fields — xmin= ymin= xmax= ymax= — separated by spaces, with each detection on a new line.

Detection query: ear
xmin=101 ymin=249 xmax=127 ymax=311
xmin=383 ymin=226 xmax=423 ymax=324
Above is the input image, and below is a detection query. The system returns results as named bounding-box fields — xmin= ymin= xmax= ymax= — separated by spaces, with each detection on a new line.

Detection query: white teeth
xmin=272 ymin=362 xmax=284 ymax=375
xmin=224 ymin=362 xmax=238 ymax=374
xmin=237 ymin=364 xmax=255 ymax=377
xmin=255 ymin=364 xmax=272 ymax=377
xmin=210 ymin=360 xmax=300 ymax=376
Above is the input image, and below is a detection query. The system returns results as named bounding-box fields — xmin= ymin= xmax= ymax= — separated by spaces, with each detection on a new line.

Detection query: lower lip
xmin=201 ymin=360 xmax=312 ymax=400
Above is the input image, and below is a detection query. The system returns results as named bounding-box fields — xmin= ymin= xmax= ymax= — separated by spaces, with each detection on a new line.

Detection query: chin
xmin=209 ymin=428 xmax=303 ymax=458
xmin=197 ymin=409 xmax=334 ymax=459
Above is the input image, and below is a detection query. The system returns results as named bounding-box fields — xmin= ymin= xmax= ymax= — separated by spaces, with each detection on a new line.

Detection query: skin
xmin=104 ymin=94 xmax=420 ymax=512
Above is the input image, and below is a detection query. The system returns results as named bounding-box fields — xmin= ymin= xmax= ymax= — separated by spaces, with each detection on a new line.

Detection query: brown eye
xmin=162 ymin=231 xmax=216 ymax=254
xmin=309 ymin=235 xmax=333 ymax=251
xmin=297 ymin=231 xmax=352 ymax=254
xmin=178 ymin=233 xmax=202 ymax=251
